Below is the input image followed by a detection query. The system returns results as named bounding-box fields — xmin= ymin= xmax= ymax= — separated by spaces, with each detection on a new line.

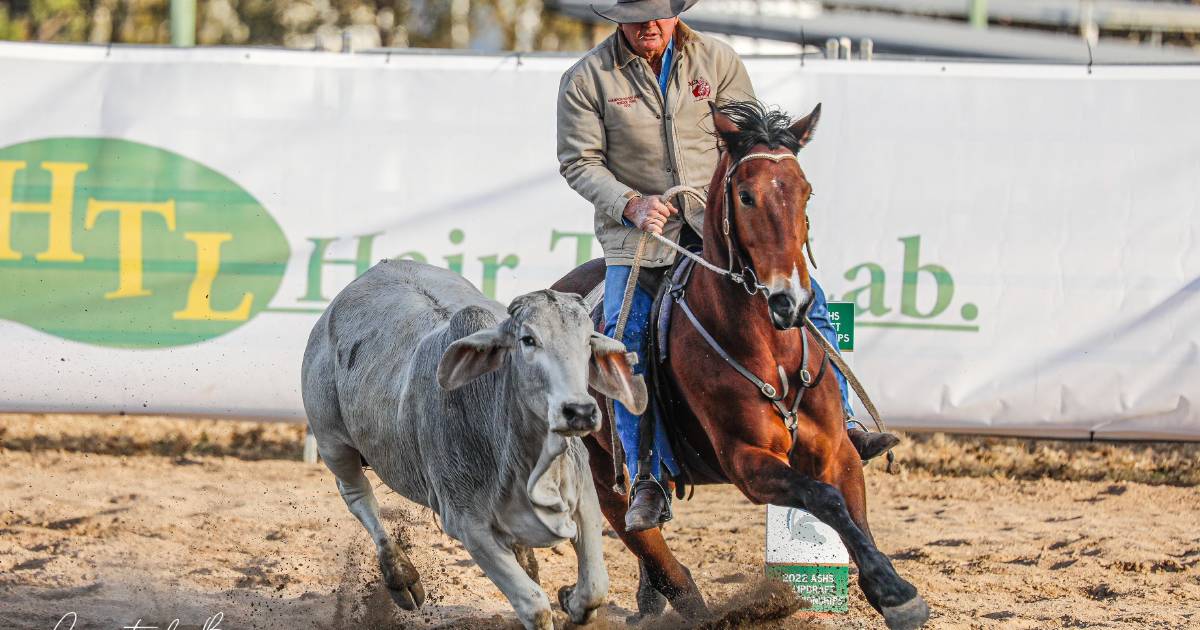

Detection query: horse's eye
xmin=738 ymin=190 xmax=755 ymax=207
xmin=520 ymin=335 xmax=537 ymax=348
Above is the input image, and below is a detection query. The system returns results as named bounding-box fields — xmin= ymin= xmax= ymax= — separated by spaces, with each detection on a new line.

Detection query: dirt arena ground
xmin=1 ymin=414 xmax=1198 ymax=629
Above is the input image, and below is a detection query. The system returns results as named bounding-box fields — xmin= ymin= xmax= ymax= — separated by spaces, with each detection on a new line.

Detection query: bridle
xmin=609 ymin=147 xmax=893 ymax=483
xmin=671 ymin=149 xmax=829 ymax=432
xmin=720 ymin=151 xmax=803 ymax=297
xmin=676 ymin=147 xmax=890 ymax=461
xmin=607 ymin=149 xmax=822 ymax=489
xmin=655 ymin=150 xmax=818 ymax=298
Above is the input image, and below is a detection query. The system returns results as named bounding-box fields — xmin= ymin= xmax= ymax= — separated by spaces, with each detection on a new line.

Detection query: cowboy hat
xmin=591 ymin=0 xmax=700 ymax=23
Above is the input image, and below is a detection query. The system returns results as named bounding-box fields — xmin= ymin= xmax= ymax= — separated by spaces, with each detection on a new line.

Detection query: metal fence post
xmin=170 ymin=0 xmax=196 ymax=47
xmin=969 ymin=0 xmax=988 ymax=29
xmin=825 ymin=38 xmax=840 ymax=59
xmin=859 ymin=38 xmax=874 ymax=60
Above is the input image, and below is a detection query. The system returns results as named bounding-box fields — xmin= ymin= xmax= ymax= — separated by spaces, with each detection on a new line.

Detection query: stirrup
xmin=847 ymin=418 xmax=899 ymax=473
xmin=630 ymin=475 xmax=673 ymax=525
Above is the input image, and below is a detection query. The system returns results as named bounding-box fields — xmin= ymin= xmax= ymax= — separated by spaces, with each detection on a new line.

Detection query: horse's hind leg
xmin=321 ymin=441 xmax=426 ymax=611
xmin=582 ymin=433 xmax=707 ymax=622
xmin=730 ymin=446 xmax=929 ymax=630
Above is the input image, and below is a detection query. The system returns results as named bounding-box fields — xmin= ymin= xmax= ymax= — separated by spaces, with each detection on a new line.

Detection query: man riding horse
xmin=556 ymin=0 xmax=900 ymax=532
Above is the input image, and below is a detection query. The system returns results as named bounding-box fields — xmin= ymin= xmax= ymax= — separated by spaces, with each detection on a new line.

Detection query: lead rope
xmin=801 ymin=317 xmax=897 ymax=473
xmin=607 ymin=185 xmax=708 ymax=495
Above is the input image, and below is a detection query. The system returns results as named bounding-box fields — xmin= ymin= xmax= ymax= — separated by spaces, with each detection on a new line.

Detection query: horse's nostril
xmin=767 ymin=293 xmax=796 ymax=316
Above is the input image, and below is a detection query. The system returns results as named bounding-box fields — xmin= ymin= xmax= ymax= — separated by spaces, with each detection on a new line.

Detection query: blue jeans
xmin=604 ymin=265 xmax=678 ymax=482
xmin=603 ymin=265 xmax=854 ymax=482
xmin=807 ymin=280 xmax=855 ymax=419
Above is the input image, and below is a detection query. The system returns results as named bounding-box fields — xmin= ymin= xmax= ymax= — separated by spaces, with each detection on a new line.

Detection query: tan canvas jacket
xmin=557 ymin=23 xmax=755 ymax=267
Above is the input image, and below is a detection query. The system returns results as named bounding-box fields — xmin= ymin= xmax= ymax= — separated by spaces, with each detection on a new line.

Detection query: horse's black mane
xmin=717 ymin=100 xmax=799 ymax=156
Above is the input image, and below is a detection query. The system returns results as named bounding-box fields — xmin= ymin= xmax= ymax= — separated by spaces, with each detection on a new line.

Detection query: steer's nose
xmin=560 ymin=401 xmax=599 ymax=434
xmin=767 ymin=289 xmax=812 ymax=330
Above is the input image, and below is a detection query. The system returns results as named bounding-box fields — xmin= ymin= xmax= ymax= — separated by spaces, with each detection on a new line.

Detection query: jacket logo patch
xmin=690 ymin=78 xmax=712 ymax=100
xmin=607 ymin=95 xmax=642 ymax=109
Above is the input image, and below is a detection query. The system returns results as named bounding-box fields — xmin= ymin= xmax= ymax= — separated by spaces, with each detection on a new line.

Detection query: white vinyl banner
xmin=0 ymin=42 xmax=1196 ymax=440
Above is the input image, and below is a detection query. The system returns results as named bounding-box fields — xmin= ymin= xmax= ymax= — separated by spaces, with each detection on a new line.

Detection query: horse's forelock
xmin=717 ymin=100 xmax=801 ymax=157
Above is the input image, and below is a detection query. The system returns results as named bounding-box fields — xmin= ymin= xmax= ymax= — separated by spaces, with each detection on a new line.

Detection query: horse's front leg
xmin=817 ymin=434 xmax=876 ymax=543
xmin=581 ymin=432 xmax=708 ymax=622
xmin=728 ymin=445 xmax=929 ymax=630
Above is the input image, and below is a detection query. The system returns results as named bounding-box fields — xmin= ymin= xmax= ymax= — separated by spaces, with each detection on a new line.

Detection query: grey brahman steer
xmin=301 ymin=259 xmax=645 ymax=629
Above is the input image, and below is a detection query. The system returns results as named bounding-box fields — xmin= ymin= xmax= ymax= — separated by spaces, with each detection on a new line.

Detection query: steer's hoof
xmin=380 ymin=543 xmax=425 ymax=610
xmin=881 ymin=594 xmax=929 ymax=630
xmin=558 ymin=585 xmax=598 ymax=625
xmin=386 ymin=579 xmax=426 ymax=611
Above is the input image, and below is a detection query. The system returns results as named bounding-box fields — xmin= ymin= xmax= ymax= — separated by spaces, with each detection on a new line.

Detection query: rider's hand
xmin=622 ymin=194 xmax=678 ymax=235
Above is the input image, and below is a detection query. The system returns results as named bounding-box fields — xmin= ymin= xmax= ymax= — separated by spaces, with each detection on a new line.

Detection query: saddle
xmin=647 ymin=250 xmax=731 ymax=497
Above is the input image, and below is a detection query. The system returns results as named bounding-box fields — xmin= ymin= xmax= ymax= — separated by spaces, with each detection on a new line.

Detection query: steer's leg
xmin=321 ymin=441 xmax=426 ymax=610
xmin=727 ymin=445 xmax=928 ymax=630
xmin=582 ymin=433 xmax=707 ymax=622
xmin=460 ymin=527 xmax=554 ymax=630
xmin=559 ymin=468 xmax=610 ymax=625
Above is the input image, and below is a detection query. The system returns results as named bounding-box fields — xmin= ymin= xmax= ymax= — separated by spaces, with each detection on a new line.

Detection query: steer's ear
xmin=437 ymin=328 xmax=509 ymax=390
xmin=588 ymin=332 xmax=648 ymax=415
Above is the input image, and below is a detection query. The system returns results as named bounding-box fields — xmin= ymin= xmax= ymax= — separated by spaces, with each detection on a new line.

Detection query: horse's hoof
xmin=881 ymin=594 xmax=929 ymax=630
xmin=558 ymin=584 xmax=598 ymax=625
xmin=671 ymin=592 xmax=711 ymax=622
xmin=636 ymin=584 xmax=667 ymax=618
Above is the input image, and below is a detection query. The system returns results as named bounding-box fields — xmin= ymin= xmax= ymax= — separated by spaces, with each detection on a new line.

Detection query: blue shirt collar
xmin=657 ymin=38 xmax=675 ymax=95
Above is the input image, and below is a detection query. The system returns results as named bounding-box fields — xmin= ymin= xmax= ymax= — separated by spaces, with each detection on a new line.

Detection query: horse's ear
xmin=709 ymin=101 xmax=740 ymax=155
xmin=789 ymin=103 xmax=822 ymax=150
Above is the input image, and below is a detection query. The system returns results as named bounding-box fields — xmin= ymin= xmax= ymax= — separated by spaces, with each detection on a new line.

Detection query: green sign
xmin=828 ymin=301 xmax=854 ymax=351
xmin=766 ymin=564 xmax=850 ymax=613
xmin=0 ymin=138 xmax=290 ymax=348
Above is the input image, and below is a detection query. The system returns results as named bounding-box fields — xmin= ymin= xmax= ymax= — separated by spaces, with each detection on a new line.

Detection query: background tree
xmin=0 ymin=0 xmax=601 ymax=50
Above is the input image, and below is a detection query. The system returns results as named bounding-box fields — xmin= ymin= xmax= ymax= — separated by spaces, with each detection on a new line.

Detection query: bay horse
xmin=551 ymin=101 xmax=929 ymax=629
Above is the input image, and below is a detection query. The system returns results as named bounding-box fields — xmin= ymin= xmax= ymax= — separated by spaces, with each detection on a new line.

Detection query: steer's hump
xmin=446 ymin=304 xmax=502 ymax=341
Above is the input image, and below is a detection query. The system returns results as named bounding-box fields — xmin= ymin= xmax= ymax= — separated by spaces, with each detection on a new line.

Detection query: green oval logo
xmin=0 ymin=138 xmax=290 ymax=348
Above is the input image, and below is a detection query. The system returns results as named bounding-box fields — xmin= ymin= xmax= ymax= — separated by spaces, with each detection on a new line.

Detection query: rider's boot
xmin=848 ymin=428 xmax=901 ymax=462
xmin=624 ymin=411 xmax=672 ymax=532
xmin=625 ymin=474 xmax=671 ymax=532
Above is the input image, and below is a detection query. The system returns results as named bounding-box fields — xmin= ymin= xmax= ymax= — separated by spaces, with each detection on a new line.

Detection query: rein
xmin=641 ymin=152 xmax=817 ymax=296
xmin=676 ymin=288 xmax=827 ymax=432
xmin=605 ymin=151 xmax=892 ymax=490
